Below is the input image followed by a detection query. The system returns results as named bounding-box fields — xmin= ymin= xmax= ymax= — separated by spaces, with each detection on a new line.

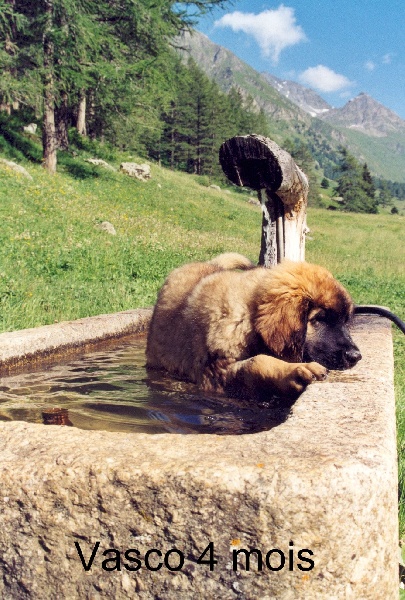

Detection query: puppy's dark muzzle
xmin=344 ymin=348 xmax=362 ymax=368
xmin=308 ymin=343 xmax=362 ymax=371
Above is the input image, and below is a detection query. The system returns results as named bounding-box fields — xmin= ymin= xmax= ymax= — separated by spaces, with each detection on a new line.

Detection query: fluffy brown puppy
xmin=146 ymin=253 xmax=362 ymax=399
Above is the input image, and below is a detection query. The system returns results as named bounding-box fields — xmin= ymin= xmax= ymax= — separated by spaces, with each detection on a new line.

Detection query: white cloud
xmin=382 ymin=53 xmax=393 ymax=64
xmin=298 ymin=65 xmax=353 ymax=93
xmin=364 ymin=60 xmax=375 ymax=71
xmin=214 ymin=5 xmax=307 ymax=63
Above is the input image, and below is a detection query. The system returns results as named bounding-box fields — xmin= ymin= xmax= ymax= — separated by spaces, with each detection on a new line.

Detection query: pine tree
xmin=0 ymin=1 xmax=43 ymax=116
xmin=160 ymin=59 xmax=221 ymax=176
xmin=361 ymin=163 xmax=376 ymax=200
xmin=0 ymin=0 xmax=20 ymax=112
xmin=158 ymin=61 xmax=271 ymax=178
xmin=378 ymin=181 xmax=394 ymax=209
xmin=336 ymin=149 xmax=378 ymax=213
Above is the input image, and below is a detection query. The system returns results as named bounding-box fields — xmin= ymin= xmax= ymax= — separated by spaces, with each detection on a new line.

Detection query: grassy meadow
xmin=1 ymin=151 xmax=405 ymax=536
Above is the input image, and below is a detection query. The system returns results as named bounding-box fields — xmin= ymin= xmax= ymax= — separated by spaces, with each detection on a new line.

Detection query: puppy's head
xmin=254 ymin=261 xmax=362 ymax=370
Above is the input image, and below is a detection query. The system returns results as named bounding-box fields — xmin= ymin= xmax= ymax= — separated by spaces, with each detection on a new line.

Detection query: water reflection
xmin=0 ymin=339 xmax=293 ymax=434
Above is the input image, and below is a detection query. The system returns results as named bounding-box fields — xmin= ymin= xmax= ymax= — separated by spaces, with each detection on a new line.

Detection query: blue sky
xmin=196 ymin=0 xmax=405 ymax=119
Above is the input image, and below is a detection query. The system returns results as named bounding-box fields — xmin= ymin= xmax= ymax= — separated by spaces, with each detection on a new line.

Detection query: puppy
xmin=146 ymin=253 xmax=361 ymax=399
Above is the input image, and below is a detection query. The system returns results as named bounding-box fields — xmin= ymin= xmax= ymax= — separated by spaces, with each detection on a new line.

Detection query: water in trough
xmin=0 ymin=337 xmax=292 ymax=434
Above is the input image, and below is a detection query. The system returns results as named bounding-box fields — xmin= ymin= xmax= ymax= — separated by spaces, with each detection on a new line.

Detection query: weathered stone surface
xmin=95 ymin=220 xmax=117 ymax=235
xmin=23 ymin=123 xmax=38 ymax=134
xmin=85 ymin=158 xmax=116 ymax=171
xmin=0 ymin=315 xmax=398 ymax=598
xmin=0 ymin=308 xmax=152 ymax=374
xmin=0 ymin=158 xmax=33 ymax=180
xmin=120 ymin=162 xmax=151 ymax=181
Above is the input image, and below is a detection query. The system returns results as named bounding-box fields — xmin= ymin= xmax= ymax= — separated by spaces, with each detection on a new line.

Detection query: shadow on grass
xmin=0 ymin=114 xmax=42 ymax=164
xmin=0 ymin=115 xmax=119 ymax=181
xmin=57 ymin=154 xmax=102 ymax=180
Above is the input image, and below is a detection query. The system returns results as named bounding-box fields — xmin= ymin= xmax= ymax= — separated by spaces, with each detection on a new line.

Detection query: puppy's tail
xmin=208 ymin=252 xmax=255 ymax=271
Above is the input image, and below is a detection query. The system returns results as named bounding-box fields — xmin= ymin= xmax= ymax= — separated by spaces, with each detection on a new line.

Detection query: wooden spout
xmin=219 ymin=134 xmax=309 ymax=266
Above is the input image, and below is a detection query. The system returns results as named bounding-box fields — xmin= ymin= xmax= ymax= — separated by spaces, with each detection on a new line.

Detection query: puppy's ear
xmin=254 ymin=293 xmax=309 ymax=361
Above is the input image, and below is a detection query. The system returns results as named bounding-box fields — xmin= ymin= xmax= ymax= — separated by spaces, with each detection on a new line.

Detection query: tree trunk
xmin=219 ymin=134 xmax=309 ymax=265
xmin=170 ymin=105 xmax=175 ymax=170
xmin=43 ymin=95 xmax=57 ymax=174
xmin=87 ymin=90 xmax=97 ymax=140
xmin=56 ymin=92 xmax=69 ymax=150
xmin=76 ymin=92 xmax=87 ymax=135
xmin=42 ymin=0 xmax=57 ymax=174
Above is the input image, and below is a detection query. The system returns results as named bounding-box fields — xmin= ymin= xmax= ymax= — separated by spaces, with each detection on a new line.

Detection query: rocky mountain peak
xmin=320 ymin=93 xmax=405 ymax=137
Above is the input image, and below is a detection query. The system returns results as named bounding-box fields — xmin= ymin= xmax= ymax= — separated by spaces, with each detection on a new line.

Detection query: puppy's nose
xmin=345 ymin=348 xmax=362 ymax=366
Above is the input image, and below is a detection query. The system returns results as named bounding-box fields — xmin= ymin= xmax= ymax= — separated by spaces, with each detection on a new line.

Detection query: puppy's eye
xmin=311 ymin=310 xmax=338 ymax=325
xmin=323 ymin=311 xmax=339 ymax=326
xmin=311 ymin=311 xmax=326 ymax=323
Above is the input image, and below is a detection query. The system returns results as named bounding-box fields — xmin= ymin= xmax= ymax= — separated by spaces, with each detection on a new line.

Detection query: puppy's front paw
xmin=303 ymin=361 xmax=328 ymax=381
xmin=285 ymin=362 xmax=328 ymax=394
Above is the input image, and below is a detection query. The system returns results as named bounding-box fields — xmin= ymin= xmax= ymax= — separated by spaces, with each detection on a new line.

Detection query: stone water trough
xmin=0 ymin=311 xmax=398 ymax=599
xmin=0 ymin=136 xmax=399 ymax=599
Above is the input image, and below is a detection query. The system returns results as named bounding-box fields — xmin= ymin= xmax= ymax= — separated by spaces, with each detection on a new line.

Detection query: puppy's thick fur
xmin=146 ymin=253 xmax=361 ymax=398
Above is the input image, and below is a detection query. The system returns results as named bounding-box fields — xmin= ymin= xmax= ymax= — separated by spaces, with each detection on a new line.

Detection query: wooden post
xmin=219 ymin=134 xmax=309 ymax=266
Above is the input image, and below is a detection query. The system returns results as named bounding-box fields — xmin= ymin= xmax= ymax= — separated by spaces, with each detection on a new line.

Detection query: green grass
xmin=0 ymin=157 xmax=262 ymax=329
xmin=1 ymin=144 xmax=405 ymax=547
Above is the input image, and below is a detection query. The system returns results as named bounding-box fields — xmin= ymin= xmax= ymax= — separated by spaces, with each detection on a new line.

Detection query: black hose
xmin=354 ymin=305 xmax=405 ymax=335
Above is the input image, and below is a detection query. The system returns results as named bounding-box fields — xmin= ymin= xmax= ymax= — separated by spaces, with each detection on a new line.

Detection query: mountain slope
xmin=176 ymin=30 xmax=347 ymax=178
xmin=178 ymin=30 xmax=405 ymax=182
xmin=261 ymin=72 xmax=331 ymax=118
xmin=176 ymin=30 xmax=311 ymax=145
